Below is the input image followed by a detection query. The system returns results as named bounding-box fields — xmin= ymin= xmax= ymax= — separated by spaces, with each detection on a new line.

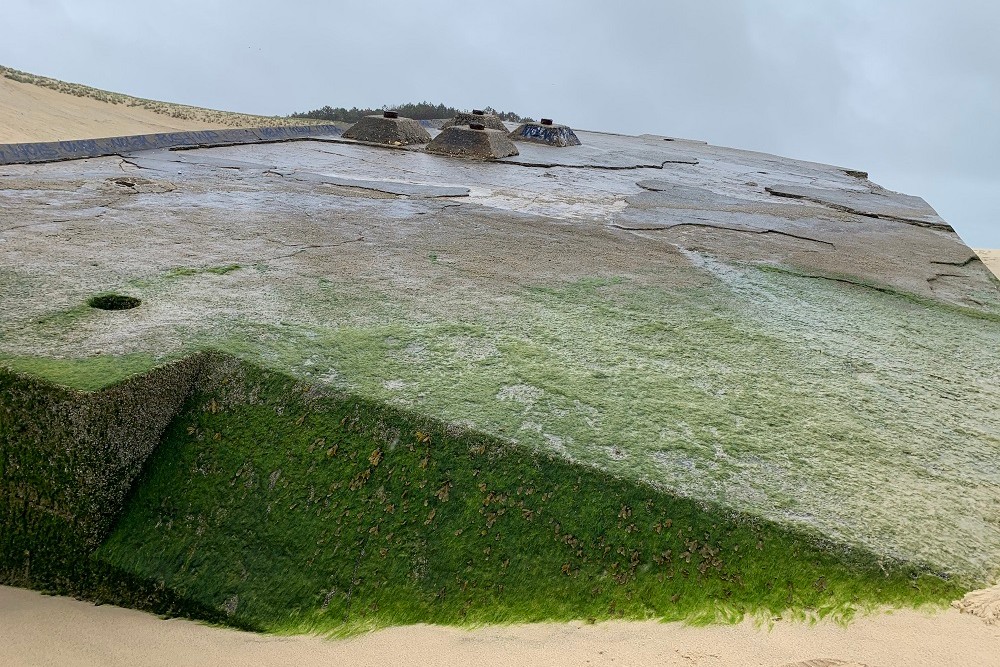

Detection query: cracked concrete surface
xmin=2 ymin=128 xmax=999 ymax=580
xmin=765 ymin=183 xmax=951 ymax=230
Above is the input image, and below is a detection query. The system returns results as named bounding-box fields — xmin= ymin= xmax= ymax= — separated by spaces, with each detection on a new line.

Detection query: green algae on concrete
xmin=2 ymin=123 xmax=999 ymax=633
xmin=94 ymin=357 xmax=962 ymax=634
xmin=3 ymin=259 xmax=999 ymax=584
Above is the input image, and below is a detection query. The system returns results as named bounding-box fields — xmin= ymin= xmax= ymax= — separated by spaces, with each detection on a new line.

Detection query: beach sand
xmin=975 ymin=249 xmax=1000 ymax=279
xmin=2 ymin=585 xmax=999 ymax=667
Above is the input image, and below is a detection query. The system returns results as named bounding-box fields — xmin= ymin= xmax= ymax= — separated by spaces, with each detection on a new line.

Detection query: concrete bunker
xmin=341 ymin=111 xmax=432 ymax=146
xmin=425 ymin=124 xmax=519 ymax=159
xmin=509 ymin=118 xmax=581 ymax=147
xmin=441 ymin=109 xmax=508 ymax=132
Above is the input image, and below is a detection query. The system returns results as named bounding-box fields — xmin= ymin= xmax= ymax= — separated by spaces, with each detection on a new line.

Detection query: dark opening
xmin=540 ymin=118 xmax=554 ymax=126
xmin=383 ymin=110 xmax=399 ymax=119
xmin=88 ymin=294 xmax=141 ymax=311
xmin=469 ymin=122 xmax=485 ymax=131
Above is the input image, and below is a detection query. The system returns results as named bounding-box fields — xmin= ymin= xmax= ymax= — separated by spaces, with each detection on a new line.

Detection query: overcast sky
xmin=2 ymin=0 xmax=997 ymax=246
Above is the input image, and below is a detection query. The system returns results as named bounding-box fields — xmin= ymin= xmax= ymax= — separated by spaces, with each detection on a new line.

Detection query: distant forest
xmin=290 ymin=102 xmax=532 ymax=123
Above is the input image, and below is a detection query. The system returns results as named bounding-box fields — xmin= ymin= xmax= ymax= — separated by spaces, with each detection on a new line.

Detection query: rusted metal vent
xmin=342 ymin=113 xmax=431 ymax=145
xmin=509 ymin=119 xmax=581 ymax=147
xmin=469 ymin=122 xmax=485 ymax=131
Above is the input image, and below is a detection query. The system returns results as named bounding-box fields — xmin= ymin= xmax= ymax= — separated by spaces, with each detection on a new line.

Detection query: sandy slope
xmin=975 ymin=249 xmax=1000 ymax=279
xmin=2 ymin=586 xmax=998 ymax=667
xmin=0 ymin=75 xmax=236 ymax=143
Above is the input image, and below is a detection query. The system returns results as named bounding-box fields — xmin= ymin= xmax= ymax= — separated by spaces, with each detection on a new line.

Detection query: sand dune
xmin=0 ymin=66 xmax=317 ymax=143
xmin=2 ymin=586 xmax=999 ymax=667
xmin=975 ymin=249 xmax=1000 ymax=279
xmin=0 ymin=74 xmax=232 ymax=143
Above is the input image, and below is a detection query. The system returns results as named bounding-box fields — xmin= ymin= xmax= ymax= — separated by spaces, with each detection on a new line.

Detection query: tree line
xmin=290 ymin=102 xmax=532 ymax=123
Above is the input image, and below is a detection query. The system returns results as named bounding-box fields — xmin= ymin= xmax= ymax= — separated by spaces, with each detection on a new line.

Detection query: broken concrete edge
xmin=0 ymin=352 xmax=209 ymax=550
xmin=0 ymin=125 xmax=342 ymax=165
xmin=764 ymin=186 xmax=955 ymax=232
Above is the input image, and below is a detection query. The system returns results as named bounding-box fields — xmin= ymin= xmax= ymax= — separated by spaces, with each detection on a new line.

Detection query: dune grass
xmin=0 ymin=65 xmax=321 ymax=128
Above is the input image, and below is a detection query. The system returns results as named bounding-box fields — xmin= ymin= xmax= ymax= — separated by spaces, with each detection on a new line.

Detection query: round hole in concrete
xmin=88 ymin=294 xmax=141 ymax=311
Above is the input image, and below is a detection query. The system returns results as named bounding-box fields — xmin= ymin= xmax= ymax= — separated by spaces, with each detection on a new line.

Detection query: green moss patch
xmin=92 ymin=356 xmax=960 ymax=634
xmin=0 ymin=353 xmax=164 ymax=391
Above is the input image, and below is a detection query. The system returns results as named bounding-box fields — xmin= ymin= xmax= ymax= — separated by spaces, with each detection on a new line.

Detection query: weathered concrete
xmin=441 ymin=111 xmax=508 ymax=132
xmin=425 ymin=126 xmax=519 ymax=159
xmin=2 ymin=127 xmax=999 ymax=582
xmin=0 ymin=125 xmax=341 ymax=165
xmin=341 ymin=114 xmax=431 ymax=146
xmin=765 ymin=183 xmax=951 ymax=230
xmin=510 ymin=121 xmax=581 ymax=147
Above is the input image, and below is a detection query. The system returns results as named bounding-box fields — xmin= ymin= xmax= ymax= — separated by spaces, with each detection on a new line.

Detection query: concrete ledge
xmin=0 ymin=124 xmax=342 ymax=165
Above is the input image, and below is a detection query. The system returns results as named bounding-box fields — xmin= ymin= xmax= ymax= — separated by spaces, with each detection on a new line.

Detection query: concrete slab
xmin=2 ymin=126 xmax=999 ymax=582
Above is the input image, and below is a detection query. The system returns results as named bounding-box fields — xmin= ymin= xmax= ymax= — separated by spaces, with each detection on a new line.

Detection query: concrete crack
xmin=765 ymin=187 xmax=952 ymax=231
xmin=772 ymin=271 xmax=905 ymax=297
xmin=927 ymin=273 xmax=968 ymax=283
xmin=610 ymin=222 xmax=836 ymax=248
xmin=4 ymin=219 xmax=69 ymax=231
xmin=501 ymin=157 xmax=698 ymax=171
xmin=930 ymin=256 xmax=980 ymax=268
xmin=310 ymin=147 xmax=427 ymax=177
xmin=114 ymin=155 xmax=150 ymax=172
xmin=270 ymin=237 xmax=365 ymax=260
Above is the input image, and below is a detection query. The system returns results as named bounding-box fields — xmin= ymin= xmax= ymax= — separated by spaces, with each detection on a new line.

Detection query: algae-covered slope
xmin=58 ymin=356 xmax=967 ymax=631
xmin=2 ymin=125 xmax=999 ymax=628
